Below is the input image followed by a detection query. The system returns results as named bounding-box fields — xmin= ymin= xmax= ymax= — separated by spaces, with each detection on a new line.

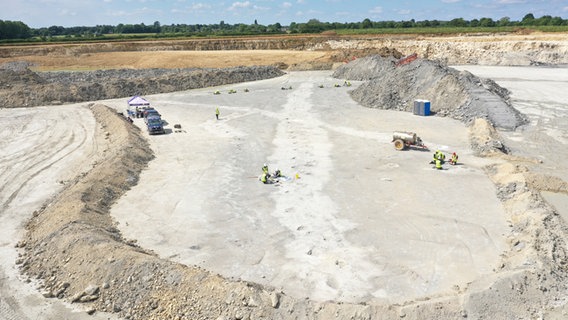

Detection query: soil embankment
xmin=335 ymin=56 xmax=527 ymax=130
xmin=1 ymin=32 xmax=567 ymax=70
xmin=0 ymin=64 xmax=285 ymax=108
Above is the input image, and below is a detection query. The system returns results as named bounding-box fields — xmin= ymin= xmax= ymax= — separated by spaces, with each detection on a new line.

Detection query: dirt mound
xmin=0 ymin=68 xmax=45 ymax=87
xmin=328 ymin=47 xmax=403 ymax=63
xmin=332 ymin=55 xmax=398 ymax=80
xmin=334 ymin=55 xmax=528 ymax=130
xmin=468 ymin=118 xmax=510 ymax=155
xmin=0 ymin=65 xmax=285 ymax=108
xmin=283 ymin=47 xmax=401 ymax=71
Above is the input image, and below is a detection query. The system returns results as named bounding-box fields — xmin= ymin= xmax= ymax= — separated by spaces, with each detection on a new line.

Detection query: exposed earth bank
xmin=3 ymin=33 xmax=568 ymax=320
xmin=1 ymin=32 xmax=568 ymax=68
xmin=0 ymin=64 xmax=286 ymax=108
xmin=1 ymin=32 xmax=567 ymax=110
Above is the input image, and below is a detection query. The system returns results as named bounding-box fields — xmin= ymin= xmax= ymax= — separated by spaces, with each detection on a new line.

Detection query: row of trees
xmin=0 ymin=20 xmax=32 ymax=40
xmin=291 ymin=14 xmax=567 ymax=33
xmin=30 ymin=20 xmax=282 ymax=38
xmin=1 ymin=13 xmax=567 ymax=40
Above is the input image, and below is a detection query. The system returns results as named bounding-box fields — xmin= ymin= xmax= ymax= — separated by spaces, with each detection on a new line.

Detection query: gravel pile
xmin=334 ymin=55 xmax=528 ymax=130
xmin=0 ymin=64 xmax=285 ymax=108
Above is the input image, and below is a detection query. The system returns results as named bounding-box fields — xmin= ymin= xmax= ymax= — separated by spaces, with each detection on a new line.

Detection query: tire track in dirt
xmin=0 ymin=291 xmax=29 ymax=320
xmin=0 ymin=115 xmax=89 ymax=213
xmin=0 ymin=106 xmax=113 ymax=320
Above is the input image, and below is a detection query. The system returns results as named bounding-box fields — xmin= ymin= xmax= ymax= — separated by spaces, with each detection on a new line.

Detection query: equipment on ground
xmin=395 ymin=53 xmax=418 ymax=67
xmin=392 ymin=131 xmax=428 ymax=151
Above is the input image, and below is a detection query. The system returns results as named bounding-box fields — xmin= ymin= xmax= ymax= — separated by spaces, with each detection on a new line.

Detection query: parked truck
xmin=146 ymin=117 xmax=165 ymax=135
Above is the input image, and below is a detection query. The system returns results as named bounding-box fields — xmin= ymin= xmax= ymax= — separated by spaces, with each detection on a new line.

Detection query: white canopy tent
xmin=127 ymin=95 xmax=150 ymax=107
xmin=127 ymin=96 xmax=150 ymax=117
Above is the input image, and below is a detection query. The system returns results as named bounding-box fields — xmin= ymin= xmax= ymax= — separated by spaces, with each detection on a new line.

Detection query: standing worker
xmin=260 ymin=164 xmax=271 ymax=184
xmin=215 ymin=107 xmax=220 ymax=120
xmin=262 ymin=163 xmax=269 ymax=176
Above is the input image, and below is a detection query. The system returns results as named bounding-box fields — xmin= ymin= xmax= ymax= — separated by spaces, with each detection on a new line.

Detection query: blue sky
xmin=2 ymin=0 xmax=568 ymax=28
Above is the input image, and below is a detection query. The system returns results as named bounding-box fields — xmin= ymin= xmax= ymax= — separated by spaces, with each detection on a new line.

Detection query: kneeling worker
xmin=273 ymin=169 xmax=282 ymax=178
xmin=450 ymin=152 xmax=459 ymax=165
xmin=435 ymin=159 xmax=443 ymax=170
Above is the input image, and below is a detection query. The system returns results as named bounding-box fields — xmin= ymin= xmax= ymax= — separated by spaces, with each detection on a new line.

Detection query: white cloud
xmin=370 ymin=6 xmax=383 ymax=14
xmin=108 ymin=10 xmax=128 ymax=17
xmin=191 ymin=3 xmax=210 ymax=10
xmin=253 ymin=4 xmax=270 ymax=11
xmin=305 ymin=9 xmax=322 ymax=16
xmin=441 ymin=0 xmax=460 ymax=3
xmin=107 ymin=6 xmax=158 ymax=17
xmin=497 ymin=0 xmax=526 ymax=3
xmin=229 ymin=1 xmax=252 ymax=10
xmin=170 ymin=3 xmax=210 ymax=15
xmin=296 ymin=0 xmax=304 ymax=3
xmin=58 ymin=8 xmax=77 ymax=17
xmin=282 ymin=2 xmax=292 ymax=9
xmin=563 ymin=6 xmax=568 ymax=12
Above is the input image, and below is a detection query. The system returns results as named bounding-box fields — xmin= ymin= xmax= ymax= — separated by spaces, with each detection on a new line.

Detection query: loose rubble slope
xmin=335 ymin=55 xmax=528 ymax=130
xmin=0 ymin=63 xmax=284 ymax=108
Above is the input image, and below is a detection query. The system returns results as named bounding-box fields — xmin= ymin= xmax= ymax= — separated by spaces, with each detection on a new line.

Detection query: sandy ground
xmin=0 ymin=106 xmax=120 ymax=319
xmin=1 ymin=66 xmax=567 ymax=318
xmin=2 ymin=50 xmax=331 ymax=71
xmin=101 ymin=71 xmax=509 ymax=305
xmin=453 ymin=65 xmax=568 ymax=227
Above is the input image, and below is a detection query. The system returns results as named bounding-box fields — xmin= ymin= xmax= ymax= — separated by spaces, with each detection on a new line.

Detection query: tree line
xmin=1 ymin=13 xmax=566 ymax=41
